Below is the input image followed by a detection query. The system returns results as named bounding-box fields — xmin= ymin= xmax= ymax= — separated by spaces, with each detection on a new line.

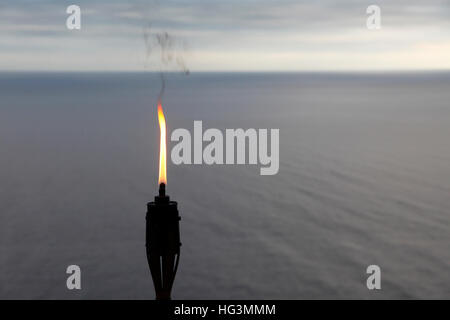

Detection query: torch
xmin=146 ymin=100 xmax=181 ymax=300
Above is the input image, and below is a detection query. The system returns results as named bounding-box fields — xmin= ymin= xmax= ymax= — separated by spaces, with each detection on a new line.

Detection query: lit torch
xmin=146 ymin=99 xmax=181 ymax=300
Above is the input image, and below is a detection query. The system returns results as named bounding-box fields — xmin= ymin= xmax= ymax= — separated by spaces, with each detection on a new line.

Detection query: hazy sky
xmin=1 ymin=0 xmax=450 ymax=71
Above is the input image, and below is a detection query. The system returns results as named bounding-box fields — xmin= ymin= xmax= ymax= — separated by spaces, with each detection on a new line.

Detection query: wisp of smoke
xmin=143 ymin=24 xmax=190 ymax=102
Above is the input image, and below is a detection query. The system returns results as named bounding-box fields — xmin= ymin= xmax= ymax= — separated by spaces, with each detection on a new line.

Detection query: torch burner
xmin=146 ymin=183 xmax=181 ymax=300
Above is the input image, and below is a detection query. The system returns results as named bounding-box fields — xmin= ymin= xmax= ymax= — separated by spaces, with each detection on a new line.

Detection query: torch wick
xmin=159 ymin=183 xmax=166 ymax=198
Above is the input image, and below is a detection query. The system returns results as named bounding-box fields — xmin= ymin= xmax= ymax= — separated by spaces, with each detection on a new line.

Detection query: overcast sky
xmin=1 ymin=0 xmax=450 ymax=71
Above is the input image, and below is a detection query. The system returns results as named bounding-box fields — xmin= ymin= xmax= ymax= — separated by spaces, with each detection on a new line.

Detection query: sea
xmin=0 ymin=72 xmax=449 ymax=299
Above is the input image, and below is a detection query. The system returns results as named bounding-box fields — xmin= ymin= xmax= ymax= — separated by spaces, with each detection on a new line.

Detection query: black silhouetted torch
xmin=146 ymin=100 xmax=181 ymax=300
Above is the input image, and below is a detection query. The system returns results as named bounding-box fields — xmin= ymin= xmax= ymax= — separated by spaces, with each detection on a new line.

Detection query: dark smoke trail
xmin=143 ymin=25 xmax=189 ymax=102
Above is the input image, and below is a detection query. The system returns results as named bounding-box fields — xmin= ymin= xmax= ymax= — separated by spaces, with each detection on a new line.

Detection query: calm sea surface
xmin=0 ymin=72 xmax=449 ymax=299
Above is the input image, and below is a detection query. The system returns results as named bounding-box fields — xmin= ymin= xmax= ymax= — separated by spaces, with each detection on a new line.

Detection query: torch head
xmin=146 ymin=189 xmax=181 ymax=300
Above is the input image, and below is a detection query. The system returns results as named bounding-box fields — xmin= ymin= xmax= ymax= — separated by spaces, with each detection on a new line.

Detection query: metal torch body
xmin=146 ymin=184 xmax=181 ymax=300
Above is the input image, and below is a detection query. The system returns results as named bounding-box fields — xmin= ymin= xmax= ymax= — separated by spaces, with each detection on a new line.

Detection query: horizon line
xmin=2 ymin=69 xmax=450 ymax=74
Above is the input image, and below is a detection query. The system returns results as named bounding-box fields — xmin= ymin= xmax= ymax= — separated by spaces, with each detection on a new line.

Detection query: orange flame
xmin=157 ymin=100 xmax=167 ymax=185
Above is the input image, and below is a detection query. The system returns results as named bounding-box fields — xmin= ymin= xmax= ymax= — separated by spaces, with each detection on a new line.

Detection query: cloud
xmin=1 ymin=0 xmax=449 ymax=70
